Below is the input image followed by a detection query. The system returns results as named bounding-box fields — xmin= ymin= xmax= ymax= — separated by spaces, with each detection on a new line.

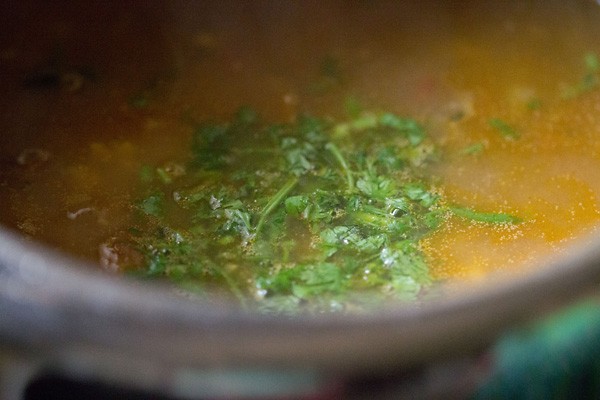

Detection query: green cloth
xmin=473 ymin=301 xmax=600 ymax=399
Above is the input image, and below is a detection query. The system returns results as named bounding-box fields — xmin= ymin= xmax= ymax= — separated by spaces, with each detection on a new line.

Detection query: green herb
xmin=561 ymin=52 xmax=600 ymax=99
xmin=155 ymin=167 xmax=173 ymax=184
xmin=138 ymin=193 xmax=164 ymax=217
xmin=489 ymin=118 xmax=520 ymax=140
xmin=585 ymin=52 xmax=600 ymax=72
xmin=461 ymin=142 xmax=485 ymax=155
xmin=284 ymin=195 xmax=309 ymax=216
xmin=125 ymin=107 xmax=521 ymax=314
xmin=379 ymin=113 xmax=425 ymax=146
xmin=450 ymin=206 xmax=522 ymax=224
xmin=333 ymin=114 xmax=378 ymax=138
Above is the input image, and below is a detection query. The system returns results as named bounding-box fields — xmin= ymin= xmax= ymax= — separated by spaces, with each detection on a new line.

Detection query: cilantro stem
xmin=450 ymin=206 xmax=522 ymax=224
xmin=255 ymin=176 xmax=299 ymax=234
xmin=325 ymin=142 xmax=354 ymax=193
xmin=489 ymin=118 xmax=520 ymax=140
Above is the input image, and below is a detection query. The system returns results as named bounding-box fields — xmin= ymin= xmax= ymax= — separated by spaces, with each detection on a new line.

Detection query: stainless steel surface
xmin=1 ymin=226 xmax=600 ymax=397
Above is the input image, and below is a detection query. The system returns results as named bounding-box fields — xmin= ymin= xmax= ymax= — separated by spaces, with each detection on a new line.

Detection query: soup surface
xmin=2 ymin=0 xmax=600 ymax=313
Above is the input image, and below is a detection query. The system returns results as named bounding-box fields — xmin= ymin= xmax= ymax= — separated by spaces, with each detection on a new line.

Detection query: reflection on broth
xmin=1 ymin=1 xmax=600 ymax=313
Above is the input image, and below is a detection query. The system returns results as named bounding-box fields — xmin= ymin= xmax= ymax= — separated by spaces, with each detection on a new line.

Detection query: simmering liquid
xmin=2 ymin=1 xmax=600 ymax=309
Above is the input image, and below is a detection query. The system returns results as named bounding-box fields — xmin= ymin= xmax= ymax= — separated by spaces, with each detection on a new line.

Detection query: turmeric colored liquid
xmin=2 ymin=0 xmax=600 ymax=290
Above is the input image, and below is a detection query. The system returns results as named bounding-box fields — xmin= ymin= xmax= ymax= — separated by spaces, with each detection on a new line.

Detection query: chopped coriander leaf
xmin=255 ymin=177 xmax=299 ymax=234
xmin=450 ymin=206 xmax=522 ymax=224
xmin=333 ymin=113 xmax=378 ymax=137
xmin=561 ymin=52 xmax=600 ymax=99
xmin=380 ymin=241 xmax=430 ymax=284
xmin=404 ymin=183 xmax=439 ymax=207
xmin=562 ymin=75 xmax=599 ymax=99
xmin=461 ymin=142 xmax=485 ymax=155
xmin=284 ymin=195 xmax=309 ymax=216
xmin=489 ymin=118 xmax=520 ymax=140
xmin=585 ymin=52 xmax=600 ymax=73
xmin=221 ymin=207 xmax=253 ymax=242
xmin=138 ymin=193 xmax=164 ymax=217
xmin=282 ymin=138 xmax=317 ymax=176
xmin=125 ymin=106 xmax=521 ymax=314
xmin=292 ymin=262 xmax=343 ymax=298
xmin=356 ymin=174 xmax=395 ymax=200
xmin=156 ymin=167 xmax=172 ymax=184
xmin=379 ymin=113 xmax=425 ymax=146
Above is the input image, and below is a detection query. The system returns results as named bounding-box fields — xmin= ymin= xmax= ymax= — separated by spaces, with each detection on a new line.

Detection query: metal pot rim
xmin=1 ymin=225 xmax=599 ymax=374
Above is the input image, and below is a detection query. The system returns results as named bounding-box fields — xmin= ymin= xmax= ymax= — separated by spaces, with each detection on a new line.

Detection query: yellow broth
xmin=2 ymin=1 xmax=600 ymax=307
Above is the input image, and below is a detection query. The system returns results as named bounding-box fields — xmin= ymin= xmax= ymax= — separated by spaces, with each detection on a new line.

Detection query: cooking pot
xmin=2 ymin=1 xmax=600 ymax=398
xmin=2 ymin=216 xmax=600 ymax=398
